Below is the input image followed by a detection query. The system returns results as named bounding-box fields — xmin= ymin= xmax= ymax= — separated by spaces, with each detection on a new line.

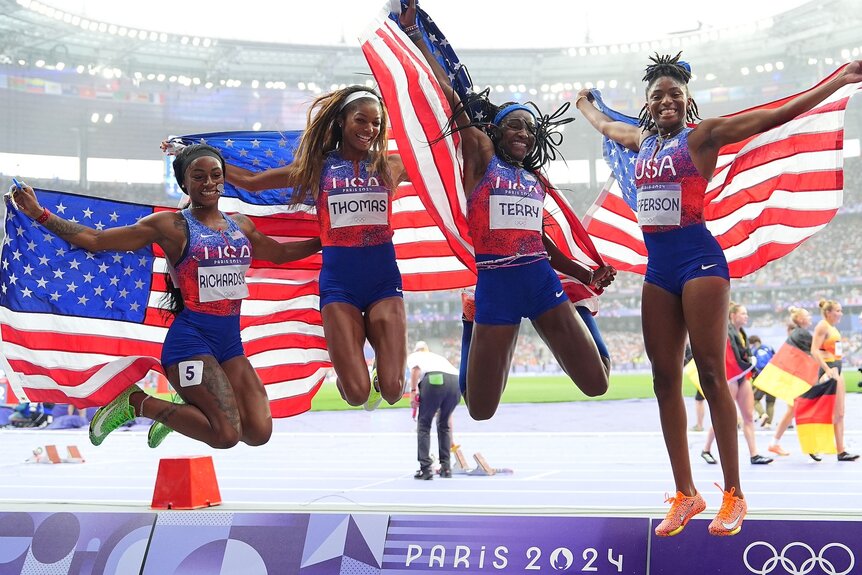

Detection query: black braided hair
xmin=638 ymin=52 xmax=702 ymax=131
xmin=433 ymin=88 xmax=573 ymax=174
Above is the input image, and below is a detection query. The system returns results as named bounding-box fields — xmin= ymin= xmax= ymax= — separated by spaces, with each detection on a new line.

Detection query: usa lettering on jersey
xmin=635 ymin=155 xmax=678 ymax=180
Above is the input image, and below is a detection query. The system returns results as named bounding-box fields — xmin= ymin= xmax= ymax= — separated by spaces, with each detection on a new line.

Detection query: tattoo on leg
xmin=156 ymin=402 xmax=183 ymax=424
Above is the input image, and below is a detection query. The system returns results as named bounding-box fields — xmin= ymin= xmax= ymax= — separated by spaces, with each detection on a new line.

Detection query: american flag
xmin=0 ymin=188 xmax=328 ymax=417
xmin=582 ymin=68 xmax=862 ymax=278
xmin=360 ymin=1 xmax=606 ymax=310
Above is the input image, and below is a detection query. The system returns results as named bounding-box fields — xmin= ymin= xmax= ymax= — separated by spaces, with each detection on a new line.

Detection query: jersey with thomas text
xmin=168 ymin=209 xmax=251 ymax=316
xmin=316 ymin=152 xmax=393 ymax=247
xmin=634 ymin=128 xmax=707 ymax=233
xmin=468 ymin=155 xmax=546 ymax=256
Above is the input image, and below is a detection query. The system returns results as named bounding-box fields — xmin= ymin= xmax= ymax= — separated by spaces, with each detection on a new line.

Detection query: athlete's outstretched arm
xmin=691 ymin=60 xmax=862 ymax=156
xmin=226 ymin=164 xmax=296 ymax=193
xmin=10 ymin=182 xmax=170 ymax=253
xmin=398 ymin=0 xmax=490 ymax=173
xmin=231 ymin=213 xmax=321 ymax=264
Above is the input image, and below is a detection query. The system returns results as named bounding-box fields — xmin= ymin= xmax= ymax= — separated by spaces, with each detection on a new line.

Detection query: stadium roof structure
xmin=2 ymin=0 xmax=861 ymax=92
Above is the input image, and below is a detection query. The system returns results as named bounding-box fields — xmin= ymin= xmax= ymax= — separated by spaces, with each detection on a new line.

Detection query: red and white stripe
xmin=585 ymin=72 xmax=861 ymax=278
xmin=362 ymin=8 xmax=475 ymax=275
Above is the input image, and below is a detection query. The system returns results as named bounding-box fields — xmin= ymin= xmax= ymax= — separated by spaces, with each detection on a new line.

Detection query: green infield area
xmin=308 ymin=368 xmax=862 ymax=412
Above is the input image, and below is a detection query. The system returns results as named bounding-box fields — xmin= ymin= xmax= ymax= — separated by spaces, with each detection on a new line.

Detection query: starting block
xmin=472 ymin=453 xmax=497 ymax=476
xmin=26 ymin=445 xmax=85 ymax=464
xmin=452 ymin=446 xmax=471 ymax=474
xmin=450 ymin=447 xmax=513 ymax=476
xmin=151 ymin=456 xmax=222 ymax=510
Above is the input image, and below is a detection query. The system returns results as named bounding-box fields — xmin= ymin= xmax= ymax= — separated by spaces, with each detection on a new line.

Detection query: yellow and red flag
xmin=751 ymin=343 xmax=819 ymax=403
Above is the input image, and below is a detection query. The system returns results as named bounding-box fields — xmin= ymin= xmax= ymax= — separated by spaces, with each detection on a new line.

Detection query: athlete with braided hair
xmin=401 ymin=0 xmax=611 ymax=421
xmin=223 ymin=86 xmax=411 ymax=411
xmin=577 ymin=53 xmax=862 ymax=537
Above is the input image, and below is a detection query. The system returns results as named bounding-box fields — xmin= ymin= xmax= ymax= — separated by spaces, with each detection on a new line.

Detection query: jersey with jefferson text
xmin=316 ymin=151 xmax=394 ymax=247
xmin=168 ymin=209 xmax=251 ymax=316
xmin=634 ymin=128 xmax=707 ymax=234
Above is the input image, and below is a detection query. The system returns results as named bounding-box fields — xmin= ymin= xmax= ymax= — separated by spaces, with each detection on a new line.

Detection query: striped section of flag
xmin=360 ymin=8 xmax=474 ymax=273
xmin=751 ymin=343 xmax=818 ymax=404
xmin=0 ymin=189 xmax=326 ymax=417
xmin=583 ymin=70 xmax=861 ymax=278
xmin=795 ymin=378 xmax=838 ymax=455
xmin=360 ymin=3 xmax=605 ymax=309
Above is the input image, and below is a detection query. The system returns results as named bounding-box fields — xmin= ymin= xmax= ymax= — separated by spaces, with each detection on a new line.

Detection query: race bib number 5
xmin=178 ymin=360 xmax=204 ymax=387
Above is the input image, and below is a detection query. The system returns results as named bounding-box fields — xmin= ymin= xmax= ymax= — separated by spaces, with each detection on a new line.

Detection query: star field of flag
xmin=2 ymin=191 xmax=154 ymax=323
xmin=176 ymin=130 xmax=307 ymax=207
xmin=590 ymin=90 xmax=640 ymax=212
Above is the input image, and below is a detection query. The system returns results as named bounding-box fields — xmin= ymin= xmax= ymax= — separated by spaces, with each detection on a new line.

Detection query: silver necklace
xmin=652 ymin=125 xmax=686 ymax=159
xmin=656 ymin=125 xmax=685 ymax=147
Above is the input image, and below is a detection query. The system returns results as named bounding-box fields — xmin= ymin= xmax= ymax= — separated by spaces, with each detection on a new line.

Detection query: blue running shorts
xmin=319 ymin=242 xmax=403 ymax=311
xmin=161 ymin=309 xmax=244 ymax=367
xmin=643 ymin=224 xmax=729 ymax=296
xmin=474 ymin=255 xmax=567 ymax=325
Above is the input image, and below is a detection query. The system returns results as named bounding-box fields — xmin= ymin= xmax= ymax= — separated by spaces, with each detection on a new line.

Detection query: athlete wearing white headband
xmin=339 ymin=90 xmax=380 ymax=111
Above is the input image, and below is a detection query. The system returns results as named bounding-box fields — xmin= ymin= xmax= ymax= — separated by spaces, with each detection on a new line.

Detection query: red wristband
xmin=36 ymin=207 xmax=50 ymax=225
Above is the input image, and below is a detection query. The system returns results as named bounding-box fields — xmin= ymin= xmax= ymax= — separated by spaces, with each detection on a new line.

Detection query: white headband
xmin=339 ymin=90 xmax=380 ymax=111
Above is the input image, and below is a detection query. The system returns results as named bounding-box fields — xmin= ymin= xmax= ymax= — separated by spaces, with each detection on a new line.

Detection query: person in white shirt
xmin=407 ymin=341 xmax=461 ymax=479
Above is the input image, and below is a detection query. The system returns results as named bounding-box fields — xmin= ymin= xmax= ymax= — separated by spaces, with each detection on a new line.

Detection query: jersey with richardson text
xmin=634 ymin=128 xmax=707 ymax=234
xmin=168 ymin=209 xmax=251 ymax=316
xmin=468 ymin=155 xmax=546 ymax=256
xmin=316 ymin=152 xmax=394 ymax=247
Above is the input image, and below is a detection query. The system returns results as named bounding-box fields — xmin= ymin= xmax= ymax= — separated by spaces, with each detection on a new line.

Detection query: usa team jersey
xmin=468 ymin=155 xmax=546 ymax=256
xmin=316 ymin=152 xmax=394 ymax=247
xmin=168 ymin=209 xmax=251 ymax=316
xmin=634 ymin=128 xmax=707 ymax=234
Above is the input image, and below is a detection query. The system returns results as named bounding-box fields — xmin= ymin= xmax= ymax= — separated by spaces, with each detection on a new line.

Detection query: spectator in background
xmin=749 ymin=335 xmax=776 ymax=427
xmin=408 ymin=341 xmax=461 ymax=480
xmin=7 ymin=402 xmax=51 ymax=428
xmin=701 ymin=303 xmax=773 ymax=465
xmin=811 ymin=299 xmax=858 ymax=461
xmin=768 ymin=308 xmax=813 ymax=456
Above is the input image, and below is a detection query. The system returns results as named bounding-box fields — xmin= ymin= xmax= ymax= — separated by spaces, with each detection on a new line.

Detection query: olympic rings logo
xmin=743 ymin=542 xmax=855 ymax=575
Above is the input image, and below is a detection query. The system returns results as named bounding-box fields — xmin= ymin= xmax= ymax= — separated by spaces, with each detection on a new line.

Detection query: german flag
xmin=795 ymin=379 xmax=837 ymax=455
xmin=684 ymin=339 xmax=752 ymax=395
xmin=752 ymin=343 xmax=819 ymax=403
